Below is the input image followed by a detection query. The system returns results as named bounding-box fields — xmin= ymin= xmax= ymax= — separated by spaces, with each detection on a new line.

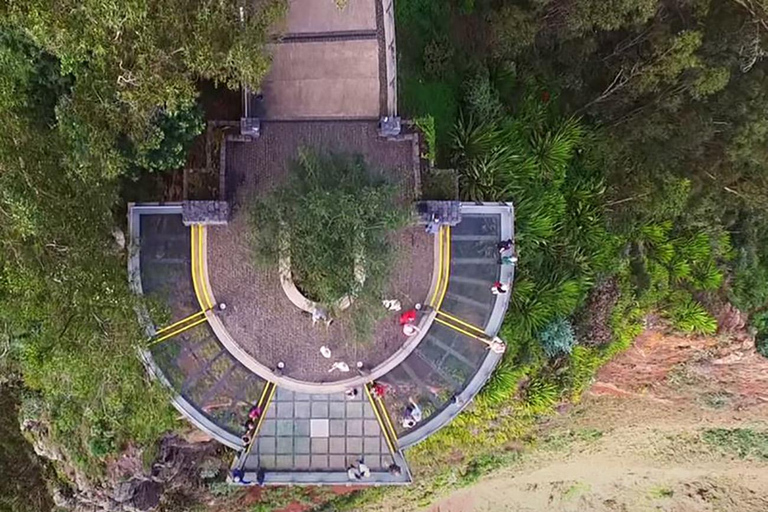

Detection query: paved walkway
xmin=260 ymin=0 xmax=384 ymax=119
xmin=282 ymin=0 xmax=376 ymax=33
xmin=261 ymin=40 xmax=380 ymax=119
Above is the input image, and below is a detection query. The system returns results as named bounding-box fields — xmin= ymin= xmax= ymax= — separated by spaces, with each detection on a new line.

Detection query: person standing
xmin=347 ymin=465 xmax=362 ymax=481
xmin=371 ymin=381 xmax=388 ymax=399
xmin=358 ymin=460 xmax=371 ymax=478
xmin=401 ymin=398 xmax=422 ymax=428
xmin=491 ymin=281 xmax=509 ymax=295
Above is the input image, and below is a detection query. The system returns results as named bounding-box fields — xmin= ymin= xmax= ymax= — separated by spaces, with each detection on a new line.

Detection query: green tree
xmin=2 ymin=0 xmax=286 ymax=180
xmin=250 ymin=150 xmax=409 ymax=339
xmin=128 ymin=103 xmax=205 ymax=173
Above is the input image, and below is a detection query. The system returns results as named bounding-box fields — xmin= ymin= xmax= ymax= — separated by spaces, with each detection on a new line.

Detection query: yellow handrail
xmin=148 ymin=315 xmax=208 ymax=347
xmin=436 ymin=309 xmax=484 ymax=335
xmin=240 ymin=382 xmax=276 ymax=463
xmin=364 ymin=383 xmax=397 ymax=455
xmin=429 ymin=226 xmax=445 ymax=307
xmin=154 ymin=310 xmax=206 ymax=336
xmin=434 ymin=316 xmax=486 ymax=342
xmin=376 ymin=394 xmax=398 ymax=448
xmin=435 ymin=225 xmax=451 ymax=309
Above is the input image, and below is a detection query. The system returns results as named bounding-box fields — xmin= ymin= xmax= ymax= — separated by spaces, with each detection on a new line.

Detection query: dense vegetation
xmin=0 ymin=0 xmax=286 ymax=497
xmin=390 ymin=0 xmax=768 ymax=472
xmin=0 ymin=387 xmax=54 ymax=512
xmin=250 ymin=150 xmax=409 ymax=338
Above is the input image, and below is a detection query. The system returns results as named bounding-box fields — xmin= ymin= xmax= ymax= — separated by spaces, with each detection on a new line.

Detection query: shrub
xmin=423 ymin=37 xmax=455 ymax=79
xmin=520 ymin=377 xmax=559 ymax=414
xmin=702 ymin=428 xmax=768 ymax=459
xmin=414 ymin=115 xmax=437 ymax=166
xmin=666 ymin=294 xmax=718 ymax=335
xmin=752 ymin=311 xmax=768 ymax=359
xmin=538 ymin=317 xmax=577 ymax=358
xmin=464 ymin=69 xmax=504 ymax=122
xmin=574 ymin=278 xmax=620 ymax=346
xmin=129 ymin=103 xmax=205 ymax=173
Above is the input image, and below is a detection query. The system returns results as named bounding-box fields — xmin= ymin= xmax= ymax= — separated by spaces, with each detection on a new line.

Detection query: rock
xmin=179 ymin=428 xmax=214 ymax=445
xmin=125 ymin=481 xmax=162 ymax=512
xmin=112 ymin=480 xmax=140 ymax=503
xmin=53 ymin=488 xmax=77 ymax=510
xmin=112 ymin=227 xmax=126 ymax=251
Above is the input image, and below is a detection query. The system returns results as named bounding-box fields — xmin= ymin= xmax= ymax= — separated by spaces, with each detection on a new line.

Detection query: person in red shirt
xmin=399 ymin=309 xmax=417 ymax=325
xmin=371 ymin=381 xmax=388 ymax=398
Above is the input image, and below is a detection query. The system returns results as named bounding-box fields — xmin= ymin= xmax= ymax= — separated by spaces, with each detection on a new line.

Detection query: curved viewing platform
xmin=129 ymin=197 xmax=514 ymax=486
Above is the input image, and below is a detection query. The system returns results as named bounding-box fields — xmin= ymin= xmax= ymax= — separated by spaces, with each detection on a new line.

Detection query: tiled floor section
xmin=247 ymin=387 xmax=394 ymax=471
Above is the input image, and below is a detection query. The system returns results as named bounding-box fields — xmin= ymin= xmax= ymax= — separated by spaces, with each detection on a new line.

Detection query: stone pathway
xmin=260 ymin=0 xmax=385 ymax=119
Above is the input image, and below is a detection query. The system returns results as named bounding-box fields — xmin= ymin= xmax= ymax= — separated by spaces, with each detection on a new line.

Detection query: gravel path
xmin=208 ymin=121 xmax=430 ymax=382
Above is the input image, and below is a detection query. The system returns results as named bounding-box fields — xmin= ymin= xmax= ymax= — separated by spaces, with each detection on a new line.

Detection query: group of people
xmin=491 ymin=239 xmax=516 ymax=295
xmin=347 ymin=459 xmax=371 ymax=481
xmin=347 ymin=460 xmax=404 ymax=481
xmin=240 ymin=405 xmax=262 ymax=446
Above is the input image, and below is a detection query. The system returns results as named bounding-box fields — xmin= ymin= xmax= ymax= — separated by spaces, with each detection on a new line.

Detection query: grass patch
xmin=648 ymin=486 xmax=675 ymax=499
xmin=701 ymin=428 xmax=768 ymax=460
xmin=400 ymin=76 xmax=460 ymax=165
xmin=563 ymin=481 xmax=591 ymax=500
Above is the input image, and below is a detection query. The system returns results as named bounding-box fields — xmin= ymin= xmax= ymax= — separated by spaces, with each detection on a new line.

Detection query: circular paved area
xmin=208 ymin=217 xmax=433 ymax=382
xmin=207 ymin=120 xmax=429 ymax=383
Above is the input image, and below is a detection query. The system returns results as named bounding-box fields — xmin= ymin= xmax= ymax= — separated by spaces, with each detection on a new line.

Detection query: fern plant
xmin=519 ymin=377 xmax=559 ymax=415
xmin=667 ymin=293 xmax=718 ymax=335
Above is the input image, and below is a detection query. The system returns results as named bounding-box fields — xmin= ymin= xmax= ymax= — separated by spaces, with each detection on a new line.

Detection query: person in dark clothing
xmin=231 ymin=468 xmax=251 ymax=484
xmin=497 ymin=239 xmax=513 ymax=252
xmin=491 ymin=281 xmax=509 ymax=295
xmin=257 ymin=468 xmax=266 ymax=487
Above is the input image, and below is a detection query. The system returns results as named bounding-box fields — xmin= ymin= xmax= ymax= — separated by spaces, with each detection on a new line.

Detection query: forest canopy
xmin=394 ymin=0 xmax=768 ymax=463
xmin=0 ymin=0 xmax=286 ymax=477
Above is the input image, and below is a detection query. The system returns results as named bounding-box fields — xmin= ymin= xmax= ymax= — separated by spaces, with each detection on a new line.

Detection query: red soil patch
xmin=591 ymin=310 xmax=768 ymax=407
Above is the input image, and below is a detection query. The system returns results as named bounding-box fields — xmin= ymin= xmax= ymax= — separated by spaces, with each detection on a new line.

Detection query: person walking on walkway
xmin=256 ymin=468 xmax=266 ymax=487
xmin=501 ymin=254 xmax=518 ymax=265
xmin=399 ymin=308 xmax=417 ymax=325
xmin=371 ymin=381 xmax=388 ymax=399
xmin=357 ymin=460 xmax=371 ymax=478
xmin=231 ymin=468 xmax=251 ymax=484
xmin=486 ymin=336 xmax=507 ymax=354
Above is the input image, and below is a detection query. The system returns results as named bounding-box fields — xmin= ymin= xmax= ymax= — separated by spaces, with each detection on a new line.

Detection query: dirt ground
xmin=420 ymin=320 xmax=768 ymax=512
